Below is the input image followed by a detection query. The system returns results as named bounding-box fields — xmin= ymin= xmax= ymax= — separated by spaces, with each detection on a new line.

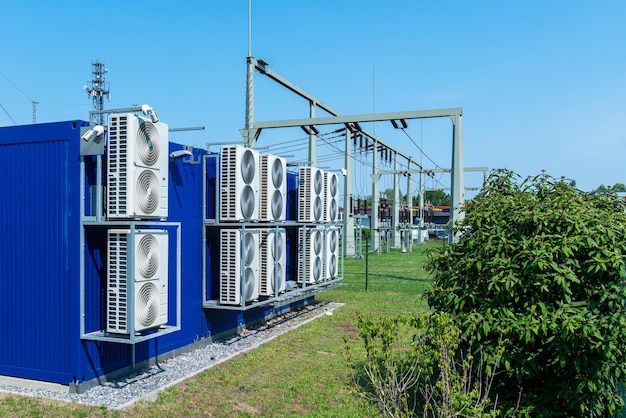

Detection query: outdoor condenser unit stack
xmin=324 ymin=226 xmax=339 ymax=281
xmin=107 ymin=229 xmax=169 ymax=334
xmin=298 ymin=166 xmax=324 ymax=223
xmin=107 ymin=114 xmax=169 ymax=219
xmin=220 ymin=228 xmax=260 ymax=305
xmin=323 ymin=171 xmax=339 ymax=223
xmin=258 ymin=228 xmax=287 ymax=296
xmin=220 ymin=145 xmax=260 ymax=222
xmin=105 ymin=113 xmax=170 ymax=334
xmin=259 ymin=154 xmax=287 ymax=222
xmin=298 ymin=227 xmax=324 ymax=284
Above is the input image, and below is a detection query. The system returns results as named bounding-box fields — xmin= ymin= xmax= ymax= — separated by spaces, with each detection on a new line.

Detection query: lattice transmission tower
xmin=84 ymin=61 xmax=110 ymax=125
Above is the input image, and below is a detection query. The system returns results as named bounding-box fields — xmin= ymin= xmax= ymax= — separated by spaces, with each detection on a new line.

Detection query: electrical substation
xmin=0 ymin=46 xmax=478 ymax=391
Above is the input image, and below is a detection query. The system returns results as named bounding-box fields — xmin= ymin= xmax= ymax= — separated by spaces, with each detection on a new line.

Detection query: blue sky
xmin=1 ymin=1 xmax=624 ymax=197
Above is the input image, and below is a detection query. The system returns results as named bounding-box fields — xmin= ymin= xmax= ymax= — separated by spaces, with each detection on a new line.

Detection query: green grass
xmin=0 ymin=242 xmax=439 ymax=417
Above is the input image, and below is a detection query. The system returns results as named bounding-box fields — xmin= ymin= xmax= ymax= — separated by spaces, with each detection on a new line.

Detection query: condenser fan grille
xmin=271 ymin=189 xmax=284 ymax=219
xmin=135 ymin=282 xmax=160 ymax=327
xmin=136 ymin=121 xmax=161 ymax=166
xmin=240 ymin=185 xmax=256 ymax=219
xmin=136 ymin=234 xmax=160 ymax=279
xmin=271 ymin=158 xmax=284 ymax=188
xmin=272 ymin=263 xmax=284 ymax=292
xmin=244 ymin=267 xmax=256 ymax=301
xmin=136 ymin=170 xmax=160 ymax=214
xmin=314 ymin=196 xmax=323 ymax=222
xmin=312 ymin=231 xmax=323 ymax=255
xmin=328 ymin=230 xmax=338 ymax=253
xmin=313 ymin=256 xmax=323 ymax=281
xmin=241 ymin=149 xmax=256 ymax=184
xmin=330 ymin=200 xmax=338 ymax=222
xmin=271 ymin=233 xmax=284 ymax=259
xmin=244 ymin=232 xmax=256 ymax=266
xmin=330 ymin=174 xmax=338 ymax=197
xmin=328 ymin=254 xmax=338 ymax=277
xmin=314 ymin=170 xmax=323 ymax=195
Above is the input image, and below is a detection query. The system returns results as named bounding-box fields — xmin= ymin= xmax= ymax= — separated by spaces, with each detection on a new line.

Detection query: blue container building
xmin=0 ymin=119 xmax=341 ymax=392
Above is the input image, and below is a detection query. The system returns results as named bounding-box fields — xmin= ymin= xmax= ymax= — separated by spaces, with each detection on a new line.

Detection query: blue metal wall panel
xmin=0 ymin=121 xmax=86 ymax=384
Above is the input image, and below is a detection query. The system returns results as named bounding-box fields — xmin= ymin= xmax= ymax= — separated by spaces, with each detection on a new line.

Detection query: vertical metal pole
xmin=392 ymin=152 xmax=400 ymax=247
xmin=201 ymin=155 xmax=207 ymax=306
xmin=371 ymin=140 xmax=379 ymax=251
xmin=248 ymin=0 xmax=252 ymax=58
xmin=365 ymin=233 xmax=369 ymax=291
xmin=343 ymin=128 xmax=355 ymax=257
xmin=419 ymin=169 xmax=425 ymax=245
xmin=245 ymin=0 xmax=255 ymax=149
xmin=244 ymin=57 xmax=255 ymax=148
xmin=308 ymin=101 xmax=316 ymax=166
xmin=79 ymin=158 xmax=86 ymax=337
xmin=450 ymin=114 xmax=464 ymax=243
xmin=96 ymin=154 xmax=103 ymax=222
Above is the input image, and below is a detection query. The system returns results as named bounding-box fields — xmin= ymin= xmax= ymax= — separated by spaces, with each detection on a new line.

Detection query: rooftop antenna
xmin=84 ymin=61 xmax=110 ymax=125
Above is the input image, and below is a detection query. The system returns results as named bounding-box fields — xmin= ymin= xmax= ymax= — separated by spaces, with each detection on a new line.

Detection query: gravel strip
xmin=0 ymin=302 xmax=343 ymax=409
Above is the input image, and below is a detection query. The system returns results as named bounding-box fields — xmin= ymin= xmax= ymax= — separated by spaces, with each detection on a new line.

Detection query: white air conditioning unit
xmin=220 ymin=145 xmax=260 ymax=222
xmin=298 ymin=166 xmax=324 ymax=223
xmin=220 ymin=229 xmax=260 ymax=305
xmin=325 ymin=226 xmax=339 ymax=280
xmin=259 ymin=154 xmax=287 ymax=221
xmin=324 ymin=171 xmax=339 ymax=223
xmin=107 ymin=229 xmax=169 ymax=334
xmin=107 ymin=113 xmax=169 ymax=219
xmin=259 ymin=228 xmax=287 ymax=296
xmin=298 ymin=228 xmax=324 ymax=284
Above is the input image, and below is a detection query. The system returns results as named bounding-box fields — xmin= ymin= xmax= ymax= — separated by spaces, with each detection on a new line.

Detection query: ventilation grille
xmin=298 ymin=166 xmax=324 ymax=223
xmin=220 ymin=229 xmax=260 ymax=305
xmin=298 ymin=228 xmax=324 ymax=284
xmin=107 ymin=114 xmax=169 ymax=219
xmin=220 ymin=145 xmax=259 ymax=222
xmin=107 ymin=232 xmax=128 ymax=333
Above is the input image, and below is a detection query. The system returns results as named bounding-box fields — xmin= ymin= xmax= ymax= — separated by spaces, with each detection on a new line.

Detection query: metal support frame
xmin=251 ymin=109 xmax=464 ymax=242
xmin=79 ymin=157 xmax=182 ymax=345
xmin=241 ymin=58 xmax=444 ymax=254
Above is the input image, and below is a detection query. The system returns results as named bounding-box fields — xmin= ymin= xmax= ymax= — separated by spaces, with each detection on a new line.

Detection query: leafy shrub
xmin=426 ymin=170 xmax=626 ymax=417
xmin=345 ymin=311 xmax=510 ymax=417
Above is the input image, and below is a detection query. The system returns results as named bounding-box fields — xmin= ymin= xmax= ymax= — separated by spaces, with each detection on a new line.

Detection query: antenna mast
xmin=85 ymin=61 xmax=110 ymax=125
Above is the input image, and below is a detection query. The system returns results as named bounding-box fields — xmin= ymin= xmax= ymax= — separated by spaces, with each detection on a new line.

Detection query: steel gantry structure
xmin=242 ymin=56 xmax=464 ymax=252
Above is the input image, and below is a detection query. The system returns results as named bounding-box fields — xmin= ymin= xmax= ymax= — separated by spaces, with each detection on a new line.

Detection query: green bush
xmin=426 ymin=170 xmax=626 ymax=417
xmin=345 ymin=311 xmax=510 ymax=417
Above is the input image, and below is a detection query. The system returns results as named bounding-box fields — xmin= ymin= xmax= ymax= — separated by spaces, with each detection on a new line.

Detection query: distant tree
xmin=613 ymin=182 xmax=626 ymax=190
xmin=569 ymin=179 xmax=576 ymax=188
xmin=597 ymin=184 xmax=608 ymax=191
xmin=414 ymin=190 xmax=451 ymax=206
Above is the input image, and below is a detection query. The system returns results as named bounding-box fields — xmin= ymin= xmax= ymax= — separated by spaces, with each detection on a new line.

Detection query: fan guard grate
xmin=136 ymin=234 xmax=160 ymax=279
xmin=136 ymin=282 xmax=160 ymax=327
xmin=241 ymin=149 xmax=256 ymax=184
xmin=136 ymin=121 xmax=161 ymax=166
xmin=136 ymin=170 xmax=160 ymax=214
